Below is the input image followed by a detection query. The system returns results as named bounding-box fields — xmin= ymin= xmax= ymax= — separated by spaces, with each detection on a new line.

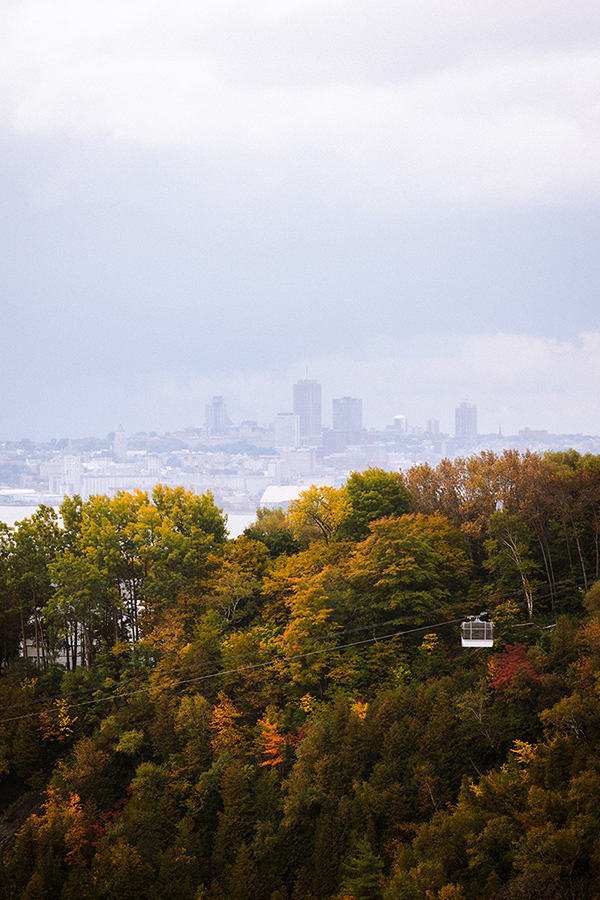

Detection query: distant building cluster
xmin=2 ymin=376 xmax=598 ymax=516
xmin=199 ymin=380 xmax=474 ymax=455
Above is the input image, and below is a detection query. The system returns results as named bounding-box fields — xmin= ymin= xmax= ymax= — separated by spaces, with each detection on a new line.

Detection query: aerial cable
xmin=2 ymin=576 xmax=586 ymax=719
xmin=2 ymin=576 xmax=584 ymax=716
xmin=1 ymin=615 xmax=466 ymax=724
xmin=0 ymin=599 xmax=479 ymax=714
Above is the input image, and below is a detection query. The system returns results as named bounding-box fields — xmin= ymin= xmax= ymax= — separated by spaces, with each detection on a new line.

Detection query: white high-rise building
xmin=61 ymin=455 xmax=82 ymax=495
xmin=394 ymin=415 xmax=409 ymax=434
xmin=113 ymin=426 xmax=128 ymax=461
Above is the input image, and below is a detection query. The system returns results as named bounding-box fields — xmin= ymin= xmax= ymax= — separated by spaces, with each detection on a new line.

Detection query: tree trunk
xmin=20 ymin=608 xmax=28 ymax=659
xmin=64 ymin=614 xmax=70 ymax=671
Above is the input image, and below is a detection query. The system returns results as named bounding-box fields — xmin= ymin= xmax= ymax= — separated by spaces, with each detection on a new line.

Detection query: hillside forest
xmin=1 ymin=450 xmax=600 ymax=899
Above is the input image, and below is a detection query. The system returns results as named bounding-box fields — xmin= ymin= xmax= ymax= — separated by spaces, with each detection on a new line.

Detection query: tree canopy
xmin=1 ymin=455 xmax=600 ymax=899
xmin=341 ymin=467 xmax=412 ymax=540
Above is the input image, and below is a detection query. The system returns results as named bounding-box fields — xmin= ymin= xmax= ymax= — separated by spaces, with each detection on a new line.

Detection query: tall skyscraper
xmin=293 ymin=379 xmax=322 ymax=446
xmin=455 ymin=402 xmax=477 ymax=440
xmin=332 ymin=396 xmax=362 ymax=444
xmin=205 ymin=396 xmax=232 ymax=435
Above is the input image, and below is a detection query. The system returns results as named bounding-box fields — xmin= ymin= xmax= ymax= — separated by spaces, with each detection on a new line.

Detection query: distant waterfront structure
xmin=293 ymin=379 xmax=322 ymax=447
xmin=455 ymin=402 xmax=477 ymax=440
xmin=113 ymin=426 xmax=128 ymax=461
xmin=260 ymin=485 xmax=304 ymax=511
xmin=332 ymin=397 xmax=362 ymax=444
xmin=275 ymin=413 xmax=300 ymax=449
xmin=205 ymin=396 xmax=232 ymax=436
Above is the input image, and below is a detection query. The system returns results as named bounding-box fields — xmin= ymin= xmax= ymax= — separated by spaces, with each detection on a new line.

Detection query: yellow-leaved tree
xmin=288 ymin=485 xmax=349 ymax=545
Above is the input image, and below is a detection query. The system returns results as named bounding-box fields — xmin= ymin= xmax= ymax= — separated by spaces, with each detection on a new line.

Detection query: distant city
xmin=1 ymin=377 xmax=599 ymax=515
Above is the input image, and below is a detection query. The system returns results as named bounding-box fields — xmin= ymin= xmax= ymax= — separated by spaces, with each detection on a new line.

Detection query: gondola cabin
xmin=461 ymin=616 xmax=494 ymax=648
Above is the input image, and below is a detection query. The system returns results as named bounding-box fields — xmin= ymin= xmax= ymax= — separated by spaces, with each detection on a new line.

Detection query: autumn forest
xmin=2 ymin=450 xmax=600 ymax=899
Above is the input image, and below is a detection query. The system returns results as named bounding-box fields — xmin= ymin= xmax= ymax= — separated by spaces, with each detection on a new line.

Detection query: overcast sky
xmin=1 ymin=0 xmax=599 ymax=441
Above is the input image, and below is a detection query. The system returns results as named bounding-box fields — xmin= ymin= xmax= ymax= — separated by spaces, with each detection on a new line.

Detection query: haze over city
xmin=1 ymin=0 xmax=599 ymax=440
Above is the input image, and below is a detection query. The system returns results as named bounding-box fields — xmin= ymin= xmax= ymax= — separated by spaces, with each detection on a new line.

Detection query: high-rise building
xmin=332 ymin=397 xmax=362 ymax=444
xmin=61 ymin=455 xmax=82 ymax=495
xmin=113 ymin=426 xmax=128 ymax=461
xmin=205 ymin=396 xmax=232 ymax=435
xmin=293 ymin=379 xmax=322 ymax=446
xmin=455 ymin=402 xmax=477 ymax=440
xmin=275 ymin=413 xmax=300 ymax=449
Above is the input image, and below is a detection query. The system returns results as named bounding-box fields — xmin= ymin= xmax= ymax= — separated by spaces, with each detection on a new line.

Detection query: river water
xmin=0 ymin=506 xmax=255 ymax=539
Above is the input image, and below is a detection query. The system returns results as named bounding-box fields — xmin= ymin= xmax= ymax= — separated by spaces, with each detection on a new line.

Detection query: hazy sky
xmin=1 ymin=0 xmax=599 ymax=440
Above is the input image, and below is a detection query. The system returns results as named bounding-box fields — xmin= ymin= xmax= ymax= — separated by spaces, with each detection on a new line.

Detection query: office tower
xmin=205 ymin=396 xmax=232 ymax=435
xmin=113 ymin=426 xmax=128 ymax=461
xmin=426 ymin=419 xmax=440 ymax=435
xmin=394 ymin=415 xmax=409 ymax=434
xmin=293 ymin=379 xmax=322 ymax=446
xmin=275 ymin=412 xmax=300 ymax=449
xmin=332 ymin=396 xmax=362 ymax=444
xmin=455 ymin=402 xmax=477 ymax=440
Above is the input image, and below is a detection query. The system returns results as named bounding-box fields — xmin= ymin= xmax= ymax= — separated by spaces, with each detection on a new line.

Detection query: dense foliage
xmin=1 ymin=453 xmax=600 ymax=899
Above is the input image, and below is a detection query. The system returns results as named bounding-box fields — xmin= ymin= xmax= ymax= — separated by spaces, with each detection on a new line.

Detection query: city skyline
xmin=1 ymin=1 xmax=599 ymax=442
xmin=3 ymin=402 xmax=597 ymax=522
xmin=3 ymin=376 xmax=597 ymax=518
xmin=3 ymin=386 xmax=598 ymax=447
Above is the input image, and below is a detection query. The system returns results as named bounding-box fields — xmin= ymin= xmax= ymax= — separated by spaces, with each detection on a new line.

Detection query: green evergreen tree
xmin=341 ymin=839 xmax=384 ymax=900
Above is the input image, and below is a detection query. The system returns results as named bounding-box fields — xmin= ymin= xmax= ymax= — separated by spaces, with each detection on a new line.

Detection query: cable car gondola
xmin=461 ymin=615 xmax=494 ymax=648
